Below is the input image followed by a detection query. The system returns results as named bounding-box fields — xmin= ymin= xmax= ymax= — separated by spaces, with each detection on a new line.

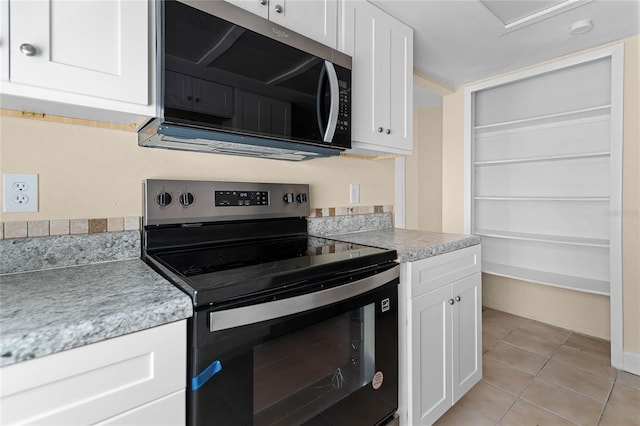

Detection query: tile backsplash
xmin=1 ymin=217 xmax=141 ymax=240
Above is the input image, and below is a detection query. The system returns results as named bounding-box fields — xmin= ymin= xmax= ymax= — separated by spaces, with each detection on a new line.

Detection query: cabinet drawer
xmin=0 ymin=321 xmax=186 ymax=426
xmin=405 ymin=245 xmax=481 ymax=299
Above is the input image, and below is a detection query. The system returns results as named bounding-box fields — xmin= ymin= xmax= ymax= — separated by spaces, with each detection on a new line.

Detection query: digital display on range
xmin=215 ymin=190 xmax=269 ymax=207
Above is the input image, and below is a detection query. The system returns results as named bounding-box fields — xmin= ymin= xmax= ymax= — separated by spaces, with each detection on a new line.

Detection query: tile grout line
xmin=596 ymin=369 xmax=619 ymax=425
xmin=495 ymin=330 xmax=558 ymax=425
xmin=518 ymin=398 xmax=583 ymax=426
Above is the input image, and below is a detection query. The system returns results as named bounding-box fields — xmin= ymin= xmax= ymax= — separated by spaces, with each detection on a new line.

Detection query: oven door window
xmin=189 ymin=282 xmax=398 ymax=426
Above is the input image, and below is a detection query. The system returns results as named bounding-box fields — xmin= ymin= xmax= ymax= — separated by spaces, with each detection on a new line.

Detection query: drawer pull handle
xmin=455 ymin=296 xmax=461 ymax=302
xmin=448 ymin=299 xmax=455 ymax=305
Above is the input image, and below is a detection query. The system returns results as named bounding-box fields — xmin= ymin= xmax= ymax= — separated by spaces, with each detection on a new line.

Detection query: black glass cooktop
xmin=150 ymin=236 xmax=397 ymax=309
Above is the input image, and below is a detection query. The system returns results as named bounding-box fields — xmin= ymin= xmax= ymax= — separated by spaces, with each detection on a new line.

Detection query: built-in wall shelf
xmin=482 ymin=261 xmax=609 ymax=295
xmin=465 ymin=44 xmax=624 ymax=368
xmin=476 ymin=230 xmax=609 ymax=248
xmin=467 ymin=52 xmax=621 ymax=297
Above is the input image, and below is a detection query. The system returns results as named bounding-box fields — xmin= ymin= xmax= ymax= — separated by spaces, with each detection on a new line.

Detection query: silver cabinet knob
xmin=274 ymin=4 xmax=283 ymax=13
xmin=260 ymin=0 xmax=267 ymax=4
xmin=455 ymin=295 xmax=461 ymax=302
xmin=385 ymin=129 xmax=391 ymax=134
xmin=20 ymin=43 xmax=37 ymax=56
xmin=377 ymin=127 xmax=383 ymax=133
xmin=448 ymin=299 xmax=455 ymax=305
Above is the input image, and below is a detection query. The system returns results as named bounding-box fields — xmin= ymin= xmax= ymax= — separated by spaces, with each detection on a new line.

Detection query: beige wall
xmin=0 ymin=117 xmax=395 ymax=222
xmin=405 ymin=107 xmax=443 ymax=232
xmin=441 ymin=36 xmax=640 ymax=351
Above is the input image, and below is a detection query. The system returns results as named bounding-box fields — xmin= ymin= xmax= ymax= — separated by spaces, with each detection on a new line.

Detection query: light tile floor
xmin=435 ymin=308 xmax=640 ymax=426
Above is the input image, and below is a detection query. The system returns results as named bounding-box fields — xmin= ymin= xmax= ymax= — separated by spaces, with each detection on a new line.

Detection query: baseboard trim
xmin=623 ymin=350 xmax=640 ymax=375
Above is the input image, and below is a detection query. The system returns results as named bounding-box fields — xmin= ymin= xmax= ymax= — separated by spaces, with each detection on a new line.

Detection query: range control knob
xmin=156 ymin=192 xmax=172 ymax=206
xmin=296 ymin=193 xmax=307 ymax=203
xmin=179 ymin=192 xmax=194 ymax=207
xmin=283 ymin=193 xmax=294 ymax=203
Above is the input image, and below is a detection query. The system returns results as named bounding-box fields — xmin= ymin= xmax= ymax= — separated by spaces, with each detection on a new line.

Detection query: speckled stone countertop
xmin=0 ymin=260 xmax=192 ymax=367
xmin=322 ymin=228 xmax=481 ymax=263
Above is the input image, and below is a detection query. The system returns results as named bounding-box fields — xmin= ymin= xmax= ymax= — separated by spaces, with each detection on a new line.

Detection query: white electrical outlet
xmin=350 ymin=183 xmax=360 ymax=204
xmin=3 ymin=174 xmax=38 ymax=213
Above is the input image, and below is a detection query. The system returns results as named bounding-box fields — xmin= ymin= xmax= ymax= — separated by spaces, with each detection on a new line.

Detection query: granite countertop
xmin=0 ymin=259 xmax=193 ymax=367
xmin=325 ymin=228 xmax=481 ymax=263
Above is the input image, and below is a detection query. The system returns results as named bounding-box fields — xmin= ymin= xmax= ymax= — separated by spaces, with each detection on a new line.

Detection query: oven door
xmin=188 ymin=267 xmax=399 ymax=426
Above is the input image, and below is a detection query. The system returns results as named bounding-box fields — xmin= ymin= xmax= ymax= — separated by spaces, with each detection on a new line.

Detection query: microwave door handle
xmin=323 ymin=61 xmax=340 ymax=143
xmin=316 ymin=63 xmax=328 ymax=138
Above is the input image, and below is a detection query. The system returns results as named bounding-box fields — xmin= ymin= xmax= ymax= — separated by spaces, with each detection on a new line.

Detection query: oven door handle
xmin=209 ymin=265 xmax=399 ymax=331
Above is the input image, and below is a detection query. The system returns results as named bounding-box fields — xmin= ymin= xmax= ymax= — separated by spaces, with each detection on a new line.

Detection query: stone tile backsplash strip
xmin=1 ymin=217 xmax=141 ymax=239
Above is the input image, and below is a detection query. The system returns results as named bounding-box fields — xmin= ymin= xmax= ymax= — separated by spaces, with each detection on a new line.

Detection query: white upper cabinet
xmin=1 ymin=0 xmax=154 ymax=122
xmin=225 ymin=0 xmax=338 ymax=48
xmin=0 ymin=0 xmax=8 ymax=81
xmin=340 ymin=0 xmax=413 ymax=156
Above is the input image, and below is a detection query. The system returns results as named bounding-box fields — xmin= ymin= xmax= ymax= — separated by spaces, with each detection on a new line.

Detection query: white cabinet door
xmin=452 ymin=273 xmax=482 ymax=402
xmin=270 ymin=0 xmax=337 ymax=48
xmin=224 ymin=0 xmax=270 ymax=20
xmin=225 ymin=0 xmax=337 ymax=48
xmin=0 ymin=321 xmax=186 ymax=426
xmin=409 ymin=285 xmax=452 ymax=426
xmin=9 ymin=0 xmax=149 ymax=105
xmin=0 ymin=0 xmax=8 ymax=81
xmin=341 ymin=0 xmax=413 ymax=156
xmin=95 ymin=390 xmax=185 ymax=426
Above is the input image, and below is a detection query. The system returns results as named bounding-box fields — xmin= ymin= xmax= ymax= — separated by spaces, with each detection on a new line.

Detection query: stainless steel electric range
xmin=142 ymin=179 xmax=399 ymax=426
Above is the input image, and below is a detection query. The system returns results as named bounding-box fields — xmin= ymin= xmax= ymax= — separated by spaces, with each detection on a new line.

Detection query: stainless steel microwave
xmin=139 ymin=0 xmax=352 ymax=161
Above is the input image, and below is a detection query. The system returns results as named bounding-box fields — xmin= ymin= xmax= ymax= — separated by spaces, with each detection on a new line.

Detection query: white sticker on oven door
xmin=381 ymin=298 xmax=390 ymax=313
xmin=372 ymin=371 xmax=384 ymax=390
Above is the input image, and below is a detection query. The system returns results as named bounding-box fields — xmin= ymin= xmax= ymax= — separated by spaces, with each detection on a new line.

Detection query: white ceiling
xmin=370 ymin=0 xmax=640 ymax=88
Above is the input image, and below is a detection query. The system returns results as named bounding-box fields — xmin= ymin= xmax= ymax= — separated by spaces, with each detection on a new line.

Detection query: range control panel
xmin=144 ymin=179 xmax=310 ymax=226
xmin=215 ymin=190 xmax=269 ymax=207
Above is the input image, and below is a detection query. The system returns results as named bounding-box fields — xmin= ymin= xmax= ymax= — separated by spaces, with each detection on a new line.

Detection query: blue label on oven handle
xmin=192 ymin=359 xmax=222 ymax=391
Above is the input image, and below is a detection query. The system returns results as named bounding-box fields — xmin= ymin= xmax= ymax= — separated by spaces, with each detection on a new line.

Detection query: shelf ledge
xmin=482 ymin=261 xmax=609 ymax=295
xmin=474 ymin=105 xmax=611 ymax=132
xmin=475 ymin=151 xmax=610 ymax=166
xmin=474 ymin=196 xmax=609 ymax=202
xmin=475 ymin=230 xmax=609 ymax=248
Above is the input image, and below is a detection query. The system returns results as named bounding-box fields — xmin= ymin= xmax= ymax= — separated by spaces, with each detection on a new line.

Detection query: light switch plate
xmin=3 ymin=174 xmax=38 ymax=213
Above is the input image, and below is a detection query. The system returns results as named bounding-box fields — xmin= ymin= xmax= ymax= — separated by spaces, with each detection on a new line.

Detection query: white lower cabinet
xmin=0 ymin=320 xmax=186 ymax=426
xmin=399 ymin=245 xmax=482 ymax=425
